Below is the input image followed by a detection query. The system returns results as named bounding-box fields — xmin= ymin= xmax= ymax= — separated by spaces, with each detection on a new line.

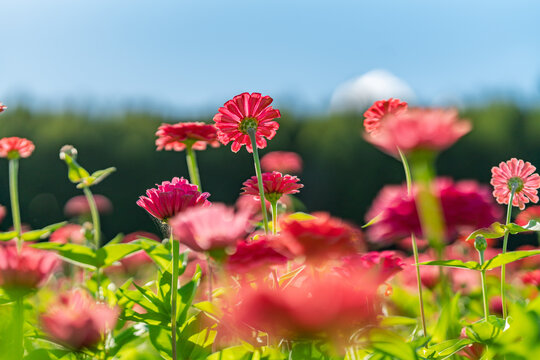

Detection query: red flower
xmin=0 ymin=103 xmax=6 ymax=113
xmin=521 ymin=269 xmax=540 ymax=287
xmin=50 ymin=224 xmax=85 ymax=244
xmin=226 ymin=236 xmax=288 ymax=275
xmin=137 ymin=177 xmax=210 ymax=221
xmin=0 ymin=243 xmax=59 ymax=295
xmin=0 ymin=137 xmax=35 ymax=159
xmin=156 ymin=122 xmax=220 ymax=151
xmin=364 ymin=108 xmax=471 ymax=157
xmin=516 ymin=206 xmax=540 ymax=226
xmin=363 ymin=98 xmax=408 ymax=134
xmin=170 ymin=203 xmax=251 ymax=252
xmin=491 ymin=158 xmax=540 ymax=210
xmin=365 ymin=178 xmax=501 ymax=245
xmin=276 ymin=213 xmax=361 ymax=263
xmin=261 ymin=151 xmax=303 ymax=174
xmin=337 ymin=251 xmax=404 ymax=284
xmin=64 ymin=194 xmax=113 ymax=217
xmin=213 ymin=92 xmax=280 ymax=153
xmin=41 ymin=290 xmax=119 ymax=350
xmin=242 ymin=171 xmax=303 ymax=203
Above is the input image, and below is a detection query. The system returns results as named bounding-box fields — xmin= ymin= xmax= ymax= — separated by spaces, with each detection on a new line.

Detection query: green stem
xmin=271 ymin=201 xmax=278 ymax=235
xmin=500 ymin=187 xmax=516 ymax=319
xmin=398 ymin=149 xmax=428 ymax=338
xmin=14 ymin=297 xmax=24 ymax=360
xmin=82 ymin=186 xmax=101 ymax=249
xmin=247 ymin=129 xmax=269 ymax=234
xmin=170 ymin=230 xmax=179 ymax=360
xmin=9 ymin=159 xmax=22 ymax=250
xmin=207 ymin=254 xmax=213 ymax=303
xmin=477 ymin=249 xmax=489 ymax=321
xmin=185 ymin=145 xmax=202 ymax=191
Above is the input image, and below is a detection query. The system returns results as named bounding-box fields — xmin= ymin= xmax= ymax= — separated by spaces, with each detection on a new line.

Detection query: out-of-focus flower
xmin=155 ymin=122 xmax=219 ymax=151
xmin=119 ymin=232 xmax=161 ymax=273
xmin=0 ymin=243 xmax=58 ymax=295
xmin=489 ymin=296 xmax=503 ymax=315
xmin=213 ymin=92 xmax=280 ymax=153
xmin=41 ymin=290 xmax=119 ymax=350
xmin=366 ymin=178 xmax=501 ymax=245
xmin=50 ymin=224 xmax=85 ymax=244
xmin=451 ymin=268 xmax=480 ymax=294
xmin=137 ymin=177 xmax=210 ymax=222
xmin=364 ymin=108 xmax=471 ymax=157
xmin=64 ymin=194 xmax=113 ymax=217
xmin=516 ymin=206 xmax=540 ymax=226
xmin=241 ymin=171 xmax=303 ymax=203
xmin=0 ymin=205 xmax=5 ymax=225
xmin=521 ymin=269 xmax=540 ymax=286
xmin=336 ymin=251 xmax=404 ymax=285
xmin=514 ymin=245 xmax=540 ymax=270
xmin=261 ymin=151 xmax=303 ymax=174
xmin=226 ymin=236 xmax=288 ymax=275
xmin=363 ymin=98 xmax=408 ymax=134
xmin=491 ymin=158 xmax=540 ymax=210
xmin=0 ymin=137 xmax=35 ymax=159
xmin=170 ymin=203 xmax=251 ymax=253
xmin=276 ymin=213 xmax=361 ymax=263
xmin=0 ymin=103 xmax=6 ymax=113
xmin=402 ymin=253 xmax=440 ymax=290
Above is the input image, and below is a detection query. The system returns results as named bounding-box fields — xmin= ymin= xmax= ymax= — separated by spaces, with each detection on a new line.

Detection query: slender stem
xmin=14 ymin=297 xmax=24 ymax=360
xmin=82 ymin=186 xmax=101 ymax=249
xmin=398 ymin=149 xmax=428 ymax=338
xmin=9 ymin=159 xmax=22 ymax=250
xmin=170 ymin=230 xmax=179 ymax=360
xmin=271 ymin=201 xmax=278 ymax=235
xmin=247 ymin=129 xmax=269 ymax=234
xmin=500 ymin=187 xmax=516 ymax=319
xmin=185 ymin=146 xmax=202 ymax=191
xmin=478 ymin=249 xmax=489 ymax=321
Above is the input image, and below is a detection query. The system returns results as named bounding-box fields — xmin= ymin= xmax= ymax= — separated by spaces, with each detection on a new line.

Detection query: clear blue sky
xmin=1 ymin=0 xmax=539 ymax=114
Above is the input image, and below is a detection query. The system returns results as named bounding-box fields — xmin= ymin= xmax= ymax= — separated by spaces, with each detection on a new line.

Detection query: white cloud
xmin=330 ymin=70 xmax=415 ymax=113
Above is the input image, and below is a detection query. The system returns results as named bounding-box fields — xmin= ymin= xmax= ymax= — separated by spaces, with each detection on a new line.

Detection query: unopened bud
xmin=59 ymin=145 xmax=78 ymax=160
xmin=474 ymin=235 xmax=487 ymax=252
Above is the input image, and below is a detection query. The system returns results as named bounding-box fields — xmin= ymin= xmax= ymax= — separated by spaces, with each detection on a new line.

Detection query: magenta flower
xmin=64 ymin=194 xmax=113 ymax=217
xmin=363 ymin=98 xmax=408 ymax=134
xmin=137 ymin=177 xmax=210 ymax=222
xmin=170 ymin=203 xmax=251 ymax=252
xmin=0 ymin=103 xmax=6 ymax=113
xmin=213 ymin=92 xmax=280 ymax=153
xmin=226 ymin=236 xmax=288 ymax=275
xmin=41 ymin=290 xmax=119 ymax=350
xmin=156 ymin=122 xmax=220 ymax=151
xmin=242 ymin=171 xmax=303 ymax=203
xmin=261 ymin=151 xmax=303 ymax=174
xmin=491 ymin=158 xmax=540 ymax=210
xmin=0 ymin=137 xmax=35 ymax=159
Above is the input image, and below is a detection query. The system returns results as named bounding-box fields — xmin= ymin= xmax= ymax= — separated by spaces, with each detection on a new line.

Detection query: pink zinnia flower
xmin=261 ymin=151 xmax=303 ymax=174
xmin=41 ymin=290 xmax=119 ymax=350
xmin=0 ymin=137 xmax=35 ymax=159
xmin=491 ymin=158 xmax=540 ymax=210
xmin=213 ymin=92 xmax=280 ymax=153
xmin=226 ymin=236 xmax=288 ymax=275
xmin=521 ymin=269 xmax=540 ymax=287
xmin=242 ymin=171 xmax=303 ymax=203
xmin=170 ymin=203 xmax=251 ymax=253
xmin=364 ymin=108 xmax=471 ymax=156
xmin=155 ymin=122 xmax=220 ymax=151
xmin=0 ymin=103 xmax=6 ymax=113
xmin=516 ymin=206 xmax=540 ymax=226
xmin=137 ymin=177 xmax=210 ymax=222
xmin=64 ymin=194 xmax=113 ymax=217
xmin=50 ymin=224 xmax=85 ymax=244
xmin=0 ymin=243 xmax=59 ymax=294
xmin=336 ymin=251 xmax=404 ymax=285
xmin=365 ymin=178 xmax=502 ymax=245
xmin=363 ymin=98 xmax=408 ymax=134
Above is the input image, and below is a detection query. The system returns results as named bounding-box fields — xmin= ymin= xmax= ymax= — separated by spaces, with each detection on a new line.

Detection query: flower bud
xmin=59 ymin=145 xmax=78 ymax=160
xmin=474 ymin=235 xmax=487 ymax=253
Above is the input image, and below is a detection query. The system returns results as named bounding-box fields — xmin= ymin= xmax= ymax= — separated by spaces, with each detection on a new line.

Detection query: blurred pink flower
xmin=213 ymin=92 xmax=280 ymax=153
xmin=0 ymin=243 xmax=58 ymax=294
xmin=64 ymin=194 xmax=113 ymax=217
xmin=0 ymin=137 xmax=35 ymax=159
xmin=241 ymin=171 xmax=303 ymax=203
xmin=118 ymin=231 xmax=161 ymax=273
xmin=521 ymin=269 xmax=540 ymax=286
xmin=0 ymin=103 xmax=6 ymax=113
xmin=489 ymin=296 xmax=503 ymax=315
xmin=364 ymin=108 xmax=471 ymax=157
xmin=363 ymin=98 xmax=408 ymax=134
xmin=50 ymin=224 xmax=85 ymax=244
xmin=491 ymin=158 xmax=540 ymax=210
xmin=336 ymin=251 xmax=404 ymax=284
xmin=0 ymin=205 xmax=5 ymax=225
xmin=226 ymin=236 xmax=288 ymax=275
xmin=156 ymin=122 xmax=219 ymax=151
xmin=137 ymin=177 xmax=210 ymax=222
xmin=366 ymin=178 xmax=501 ymax=245
xmin=402 ymin=253 xmax=440 ymax=290
xmin=170 ymin=203 xmax=251 ymax=252
xmin=41 ymin=289 xmax=119 ymax=350
xmin=516 ymin=206 xmax=540 ymax=226
xmin=261 ymin=151 xmax=303 ymax=174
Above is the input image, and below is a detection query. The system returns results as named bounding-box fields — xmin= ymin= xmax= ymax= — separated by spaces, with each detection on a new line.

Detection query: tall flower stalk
xmin=474 ymin=235 xmax=490 ymax=321
xmin=9 ymin=158 xmax=23 ymax=250
xmin=247 ymin=128 xmax=270 ymax=233
xmin=185 ymin=145 xmax=202 ymax=191
xmin=169 ymin=229 xmax=179 ymax=360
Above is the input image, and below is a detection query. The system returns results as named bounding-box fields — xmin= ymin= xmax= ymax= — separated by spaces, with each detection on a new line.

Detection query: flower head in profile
xmin=137 ymin=177 xmax=210 ymax=222
xmin=0 ymin=137 xmax=35 ymax=159
xmin=363 ymin=98 xmax=408 ymax=134
xmin=0 ymin=103 xmax=6 ymax=113
xmin=156 ymin=122 xmax=220 ymax=151
xmin=213 ymin=92 xmax=280 ymax=153
xmin=491 ymin=158 xmax=540 ymax=210
xmin=261 ymin=151 xmax=303 ymax=174
xmin=170 ymin=203 xmax=251 ymax=253
xmin=64 ymin=194 xmax=113 ymax=217
xmin=242 ymin=171 xmax=303 ymax=203
xmin=41 ymin=289 xmax=119 ymax=350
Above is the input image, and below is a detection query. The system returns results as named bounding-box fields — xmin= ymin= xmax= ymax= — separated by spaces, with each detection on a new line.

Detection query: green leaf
xmin=0 ymin=231 xmax=17 ymax=241
xmin=465 ymin=316 xmax=507 ymax=345
xmin=506 ymin=220 xmax=540 ymax=233
xmin=379 ymin=316 xmax=418 ymax=327
xmin=134 ymin=238 xmax=171 ymax=270
xmin=419 ymin=338 xmax=474 ymax=359
xmin=62 ymin=153 xmax=90 ymax=184
xmin=362 ymin=212 xmax=383 ymax=228
xmin=467 ymin=222 xmax=507 ymax=240
xmin=31 ymin=242 xmax=98 ymax=269
xmin=177 ymin=266 xmax=202 ymax=325
xmin=96 ymin=243 xmax=142 ymax=268
xmin=25 ymin=349 xmax=71 ymax=360
xmin=88 ymin=167 xmax=116 ymax=186
xmin=420 ymin=259 xmax=480 ymax=270
xmin=482 ymin=250 xmax=540 ymax=270
xmin=21 ymin=221 xmax=68 ymax=241
xmin=369 ymin=329 xmax=419 ymax=360
xmin=107 ymin=233 xmax=124 ymax=245
xmin=286 ymin=212 xmax=317 ymax=221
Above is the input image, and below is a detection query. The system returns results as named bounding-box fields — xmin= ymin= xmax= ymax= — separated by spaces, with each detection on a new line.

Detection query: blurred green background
xmin=0 ymin=102 xmax=538 ymax=241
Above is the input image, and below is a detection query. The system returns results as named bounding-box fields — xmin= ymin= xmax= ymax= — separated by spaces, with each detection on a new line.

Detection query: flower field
xmin=2 ymin=95 xmax=540 ymax=360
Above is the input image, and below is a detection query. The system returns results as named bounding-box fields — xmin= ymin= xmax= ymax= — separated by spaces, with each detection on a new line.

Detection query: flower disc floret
xmin=242 ymin=171 xmax=303 ymax=203
xmin=0 ymin=137 xmax=35 ymax=159
xmin=155 ymin=122 xmax=219 ymax=151
xmin=137 ymin=177 xmax=210 ymax=221
xmin=491 ymin=158 xmax=540 ymax=210
xmin=213 ymin=92 xmax=280 ymax=153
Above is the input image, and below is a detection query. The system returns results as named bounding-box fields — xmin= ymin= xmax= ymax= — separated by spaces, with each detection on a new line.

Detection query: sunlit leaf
xmin=482 ymin=250 xmax=540 ymax=270
xmin=466 ymin=222 xmax=506 ymax=240
xmin=419 ymin=338 xmax=474 ymax=359
xmin=21 ymin=221 xmax=68 ymax=241
xmin=96 ymin=243 xmax=142 ymax=268
xmin=420 ymin=259 xmax=480 ymax=270
xmin=31 ymin=242 xmax=98 ymax=269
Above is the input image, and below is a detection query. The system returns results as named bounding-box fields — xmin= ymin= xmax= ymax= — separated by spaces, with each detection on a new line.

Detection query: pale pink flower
xmin=0 ymin=137 xmax=35 ymax=159
xmin=261 ymin=151 xmax=303 ymax=174
xmin=241 ymin=171 xmax=303 ymax=203
xmin=50 ymin=224 xmax=85 ymax=244
xmin=64 ymin=194 xmax=113 ymax=217
xmin=491 ymin=158 xmax=540 ymax=210
xmin=363 ymin=98 xmax=408 ymax=134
